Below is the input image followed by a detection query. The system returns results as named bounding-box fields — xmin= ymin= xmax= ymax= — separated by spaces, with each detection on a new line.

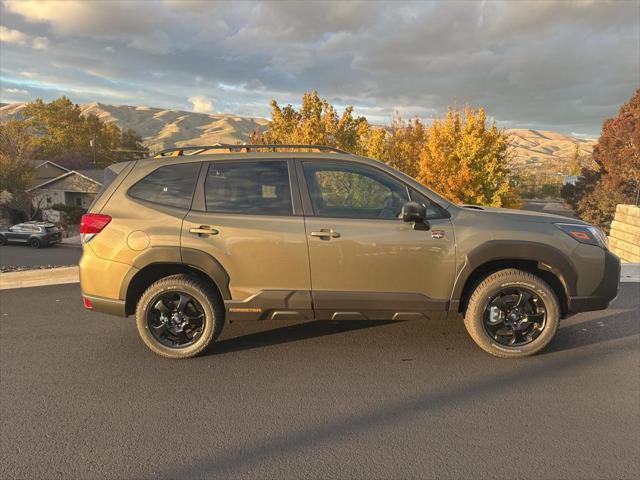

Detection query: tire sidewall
xmin=30 ymin=238 xmax=40 ymax=248
xmin=136 ymin=282 xmax=216 ymax=359
xmin=466 ymin=275 xmax=559 ymax=358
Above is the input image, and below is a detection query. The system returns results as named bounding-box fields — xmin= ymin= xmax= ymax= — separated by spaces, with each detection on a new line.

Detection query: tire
xmin=135 ymin=274 xmax=225 ymax=359
xmin=464 ymin=269 xmax=560 ymax=358
xmin=0 ymin=236 xmax=6 ymax=246
xmin=29 ymin=238 xmax=41 ymax=248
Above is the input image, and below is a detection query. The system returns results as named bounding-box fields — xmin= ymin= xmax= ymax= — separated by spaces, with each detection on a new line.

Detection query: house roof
xmin=30 ymin=160 xmax=70 ymax=172
xmin=76 ymin=169 xmax=104 ymax=184
xmin=27 ymin=169 xmax=103 ymax=191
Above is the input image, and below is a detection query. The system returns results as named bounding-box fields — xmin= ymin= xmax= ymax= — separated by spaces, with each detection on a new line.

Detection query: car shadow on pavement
xmin=209 ymin=320 xmax=398 ymax=355
xmin=155 ymin=340 xmax=638 ymax=480
xmin=545 ymin=307 xmax=639 ymax=354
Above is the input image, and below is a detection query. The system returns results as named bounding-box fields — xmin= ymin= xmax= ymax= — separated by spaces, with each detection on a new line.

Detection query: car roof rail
xmin=152 ymin=144 xmax=349 ymax=158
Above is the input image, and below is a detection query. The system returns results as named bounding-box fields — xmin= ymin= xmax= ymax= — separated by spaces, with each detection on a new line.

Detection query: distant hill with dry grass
xmin=0 ymin=102 xmax=595 ymax=173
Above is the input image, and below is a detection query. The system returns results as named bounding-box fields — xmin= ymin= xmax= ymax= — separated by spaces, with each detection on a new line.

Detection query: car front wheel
xmin=135 ymin=274 xmax=224 ymax=359
xmin=464 ymin=269 xmax=560 ymax=358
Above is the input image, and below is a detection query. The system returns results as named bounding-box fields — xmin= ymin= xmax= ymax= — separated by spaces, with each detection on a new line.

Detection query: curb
xmin=620 ymin=262 xmax=640 ymax=283
xmin=0 ymin=266 xmax=79 ymax=290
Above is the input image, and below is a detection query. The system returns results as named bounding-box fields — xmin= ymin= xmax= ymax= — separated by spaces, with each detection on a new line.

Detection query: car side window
xmin=129 ymin=163 xmax=200 ymax=209
xmin=409 ymin=190 xmax=449 ymax=220
xmin=204 ymin=161 xmax=293 ymax=215
xmin=302 ymin=162 xmax=409 ymax=219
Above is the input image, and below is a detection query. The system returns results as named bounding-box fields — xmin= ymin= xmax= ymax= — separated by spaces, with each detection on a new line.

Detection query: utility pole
xmin=90 ymin=135 xmax=96 ymax=165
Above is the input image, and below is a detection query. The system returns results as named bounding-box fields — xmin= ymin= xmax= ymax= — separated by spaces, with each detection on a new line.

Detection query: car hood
xmin=456 ymin=204 xmax=589 ymax=224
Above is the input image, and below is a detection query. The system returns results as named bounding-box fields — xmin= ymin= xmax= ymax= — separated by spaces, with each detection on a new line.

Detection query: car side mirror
xmin=401 ymin=201 xmax=430 ymax=230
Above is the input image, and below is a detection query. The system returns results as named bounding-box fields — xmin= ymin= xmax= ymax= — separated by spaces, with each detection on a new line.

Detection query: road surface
xmin=0 ymin=244 xmax=81 ymax=269
xmin=1 ymin=283 xmax=638 ymax=479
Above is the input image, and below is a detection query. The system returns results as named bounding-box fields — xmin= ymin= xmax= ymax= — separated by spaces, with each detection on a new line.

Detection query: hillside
xmin=0 ymin=102 xmax=595 ymax=173
xmin=0 ymin=102 xmax=269 ymax=152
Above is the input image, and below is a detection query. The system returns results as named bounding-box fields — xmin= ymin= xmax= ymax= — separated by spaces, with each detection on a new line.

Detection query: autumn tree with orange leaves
xmin=417 ymin=106 xmax=516 ymax=207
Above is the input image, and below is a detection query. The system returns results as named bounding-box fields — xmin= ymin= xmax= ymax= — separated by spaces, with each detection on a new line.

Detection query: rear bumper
xmin=79 ymin=243 xmax=132 ymax=317
xmin=568 ymin=250 xmax=621 ymax=313
xmin=82 ymin=294 xmax=127 ymax=317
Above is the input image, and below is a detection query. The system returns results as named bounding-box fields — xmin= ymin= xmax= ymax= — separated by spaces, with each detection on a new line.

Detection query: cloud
xmin=189 ymin=96 xmax=214 ymax=113
xmin=4 ymin=87 xmax=29 ymax=95
xmin=31 ymin=36 xmax=49 ymax=50
xmin=0 ymin=25 xmax=49 ymax=49
xmin=0 ymin=25 xmax=28 ymax=44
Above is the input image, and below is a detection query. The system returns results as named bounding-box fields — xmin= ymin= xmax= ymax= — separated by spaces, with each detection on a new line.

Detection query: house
xmin=31 ymin=160 xmax=70 ymax=183
xmin=27 ymin=161 xmax=103 ymax=209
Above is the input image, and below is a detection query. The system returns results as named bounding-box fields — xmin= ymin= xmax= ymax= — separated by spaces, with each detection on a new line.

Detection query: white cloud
xmin=0 ymin=25 xmax=49 ymax=49
xmin=0 ymin=25 xmax=28 ymax=44
xmin=31 ymin=36 xmax=49 ymax=50
xmin=4 ymin=88 xmax=29 ymax=95
xmin=4 ymin=0 xmax=161 ymax=35
xmin=189 ymin=96 xmax=214 ymax=113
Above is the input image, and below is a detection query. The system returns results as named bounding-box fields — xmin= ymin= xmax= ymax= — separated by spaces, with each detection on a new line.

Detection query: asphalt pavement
xmin=1 ymin=283 xmax=638 ymax=479
xmin=0 ymin=244 xmax=81 ymax=269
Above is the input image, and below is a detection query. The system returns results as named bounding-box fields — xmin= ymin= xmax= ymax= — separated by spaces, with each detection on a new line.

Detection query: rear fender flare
xmin=119 ymin=246 xmax=231 ymax=301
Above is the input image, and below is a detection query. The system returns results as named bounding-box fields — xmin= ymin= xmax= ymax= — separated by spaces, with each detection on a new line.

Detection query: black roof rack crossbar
xmin=153 ymin=144 xmax=348 ymax=157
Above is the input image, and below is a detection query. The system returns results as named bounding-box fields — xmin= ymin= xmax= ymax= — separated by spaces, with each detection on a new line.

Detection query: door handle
xmin=189 ymin=226 xmax=219 ymax=236
xmin=310 ymin=229 xmax=340 ymax=239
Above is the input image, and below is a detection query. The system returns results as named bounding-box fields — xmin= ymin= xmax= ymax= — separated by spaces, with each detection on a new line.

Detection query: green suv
xmin=79 ymin=145 xmax=620 ymax=359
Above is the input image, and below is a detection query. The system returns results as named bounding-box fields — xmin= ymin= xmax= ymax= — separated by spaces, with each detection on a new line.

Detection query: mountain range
xmin=0 ymin=102 xmax=596 ymax=174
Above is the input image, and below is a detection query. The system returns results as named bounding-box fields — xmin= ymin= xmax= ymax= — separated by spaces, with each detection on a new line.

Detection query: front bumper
xmin=567 ymin=250 xmax=621 ymax=313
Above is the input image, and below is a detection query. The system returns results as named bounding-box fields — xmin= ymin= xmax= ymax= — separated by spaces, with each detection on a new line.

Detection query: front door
xmin=300 ymin=160 xmax=456 ymax=320
xmin=182 ymin=159 xmax=312 ymax=321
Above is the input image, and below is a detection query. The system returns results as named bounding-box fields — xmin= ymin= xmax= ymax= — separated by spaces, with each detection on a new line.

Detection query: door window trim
xmin=297 ymin=159 xmax=450 ymax=220
xmin=190 ymin=158 xmax=303 ymax=216
xmin=126 ymin=162 xmax=203 ymax=211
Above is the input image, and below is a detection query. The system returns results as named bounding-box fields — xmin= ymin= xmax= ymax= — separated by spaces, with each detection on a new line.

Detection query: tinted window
xmin=204 ymin=161 xmax=292 ymax=215
xmin=303 ymin=162 xmax=408 ymax=219
xmin=129 ymin=163 xmax=200 ymax=209
xmin=409 ymin=190 xmax=449 ymax=220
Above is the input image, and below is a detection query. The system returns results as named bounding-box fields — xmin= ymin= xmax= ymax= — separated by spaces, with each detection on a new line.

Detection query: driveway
xmin=1 ymin=283 xmax=638 ymax=479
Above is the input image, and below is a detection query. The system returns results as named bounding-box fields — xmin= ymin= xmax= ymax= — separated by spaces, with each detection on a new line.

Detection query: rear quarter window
xmin=128 ymin=163 xmax=200 ymax=210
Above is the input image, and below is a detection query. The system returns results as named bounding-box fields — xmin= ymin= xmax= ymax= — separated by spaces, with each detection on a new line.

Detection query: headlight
xmin=554 ymin=223 xmax=608 ymax=249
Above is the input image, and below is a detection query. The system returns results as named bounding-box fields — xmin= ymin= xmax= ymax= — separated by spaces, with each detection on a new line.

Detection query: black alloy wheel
xmin=147 ymin=291 xmax=206 ymax=348
xmin=482 ymin=287 xmax=547 ymax=347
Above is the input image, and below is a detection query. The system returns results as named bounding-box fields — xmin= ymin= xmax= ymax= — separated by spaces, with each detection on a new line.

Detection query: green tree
xmin=0 ymin=120 xmax=39 ymax=220
xmin=22 ymin=96 xmax=147 ymax=167
xmin=417 ymin=106 xmax=517 ymax=207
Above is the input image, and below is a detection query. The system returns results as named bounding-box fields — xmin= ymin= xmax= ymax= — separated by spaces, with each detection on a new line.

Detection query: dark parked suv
xmin=79 ymin=145 xmax=620 ymax=359
xmin=0 ymin=221 xmax=62 ymax=248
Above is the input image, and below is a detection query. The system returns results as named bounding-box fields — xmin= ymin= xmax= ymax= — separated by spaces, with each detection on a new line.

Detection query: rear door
xmin=6 ymin=225 xmax=29 ymax=242
xmin=181 ymin=159 xmax=312 ymax=320
xmin=299 ymin=160 xmax=456 ymax=320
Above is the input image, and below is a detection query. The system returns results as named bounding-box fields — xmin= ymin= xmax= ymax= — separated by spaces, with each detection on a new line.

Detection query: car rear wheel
xmin=135 ymin=274 xmax=224 ymax=359
xmin=29 ymin=238 xmax=41 ymax=248
xmin=464 ymin=269 xmax=560 ymax=358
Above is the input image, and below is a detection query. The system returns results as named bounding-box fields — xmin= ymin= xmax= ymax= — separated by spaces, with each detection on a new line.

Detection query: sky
xmin=0 ymin=0 xmax=638 ymax=137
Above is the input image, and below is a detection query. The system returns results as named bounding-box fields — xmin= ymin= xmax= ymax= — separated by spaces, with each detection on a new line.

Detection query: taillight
xmin=82 ymin=296 xmax=93 ymax=309
xmin=80 ymin=213 xmax=111 ymax=243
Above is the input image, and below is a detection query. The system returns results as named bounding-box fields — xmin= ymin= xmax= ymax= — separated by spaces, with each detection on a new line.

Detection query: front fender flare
xmin=451 ymin=240 xmax=577 ymax=301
